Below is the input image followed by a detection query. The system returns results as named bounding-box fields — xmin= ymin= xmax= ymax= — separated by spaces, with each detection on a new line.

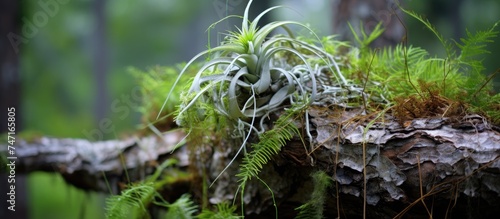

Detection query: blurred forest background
xmin=1 ymin=0 xmax=499 ymax=218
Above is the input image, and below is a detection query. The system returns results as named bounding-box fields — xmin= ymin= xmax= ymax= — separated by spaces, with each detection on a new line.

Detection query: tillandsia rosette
xmin=156 ymin=0 xmax=370 ymax=187
xmin=163 ymin=0 xmax=362 ymax=136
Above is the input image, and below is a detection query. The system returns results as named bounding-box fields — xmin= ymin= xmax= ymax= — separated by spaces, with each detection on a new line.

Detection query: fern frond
xmin=367 ymin=45 xmax=430 ymax=99
xmin=456 ymin=21 xmax=499 ymax=78
xmin=164 ymin=194 xmax=198 ymax=219
xmin=236 ymin=105 xmax=304 ymax=184
xmin=400 ymin=8 xmax=455 ymax=58
xmin=105 ymin=183 xmax=156 ymax=219
xmin=348 ymin=21 xmax=384 ymax=50
xmin=377 ymin=45 xmax=428 ymax=75
xmin=457 ymin=21 xmax=499 ymax=62
xmin=295 ymin=171 xmax=332 ymax=219
xmin=197 ymin=202 xmax=241 ymax=219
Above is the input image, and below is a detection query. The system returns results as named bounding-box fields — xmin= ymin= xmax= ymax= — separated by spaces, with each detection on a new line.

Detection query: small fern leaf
xmin=236 ymin=110 xmax=300 ymax=183
xmin=295 ymin=203 xmax=319 ymax=219
xmin=105 ymin=183 xmax=156 ymax=219
xmin=197 ymin=202 xmax=241 ymax=219
xmin=401 ymin=8 xmax=455 ymax=58
xmin=458 ymin=21 xmax=499 ymax=59
xmin=165 ymin=194 xmax=198 ymax=219
xmin=348 ymin=21 xmax=384 ymax=50
xmin=456 ymin=21 xmax=499 ymax=73
xmin=235 ymin=102 xmax=307 ymax=191
xmin=294 ymin=171 xmax=332 ymax=219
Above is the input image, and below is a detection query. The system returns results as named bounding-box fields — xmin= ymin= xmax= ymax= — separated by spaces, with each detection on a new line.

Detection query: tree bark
xmin=3 ymin=131 xmax=187 ymax=194
xmin=204 ymin=108 xmax=500 ymax=218
xmin=3 ymin=111 xmax=500 ymax=218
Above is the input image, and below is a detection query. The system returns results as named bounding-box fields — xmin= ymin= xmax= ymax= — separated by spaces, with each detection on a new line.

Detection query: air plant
xmin=159 ymin=0 xmax=353 ymax=186
xmin=160 ymin=0 xmax=349 ymax=128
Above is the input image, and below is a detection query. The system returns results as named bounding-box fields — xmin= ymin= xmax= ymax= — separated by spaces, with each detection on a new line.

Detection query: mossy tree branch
xmin=4 ymin=111 xmax=499 ymax=218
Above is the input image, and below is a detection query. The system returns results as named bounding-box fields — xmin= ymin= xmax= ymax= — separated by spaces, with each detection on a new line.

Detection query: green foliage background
xmin=406 ymin=0 xmax=500 ymax=90
xmin=21 ymin=0 xmax=205 ymax=139
xmin=21 ymin=1 xmax=207 ymax=218
xmin=16 ymin=0 xmax=499 ymax=218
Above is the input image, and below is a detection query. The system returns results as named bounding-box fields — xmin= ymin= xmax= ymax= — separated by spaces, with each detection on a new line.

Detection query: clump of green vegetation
xmin=198 ymin=202 xmax=241 ymax=219
xmin=105 ymin=159 xmax=191 ymax=219
xmin=130 ymin=63 xmax=202 ymax=133
xmin=339 ymin=9 xmax=500 ymax=124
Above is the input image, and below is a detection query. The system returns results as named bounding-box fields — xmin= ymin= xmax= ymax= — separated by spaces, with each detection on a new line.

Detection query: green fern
xmin=163 ymin=194 xmax=198 ymax=219
xmin=369 ymin=45 xmax=430 ymax=96
xmin=400 ymin=8 xmax=455 ymax=58
xmin=231 ymin=102 xmax=306 ymax=217
xmin=348 ymin=21 xmax=385 ymax=51
xmin=401 ymin=8 xmax=499 ymax=98
xmin=400 ymin=11 xmax=499 ymax=122
xmin=105 ymin=158 xmax=192 ymax=219
xmin=197 ymin=202 xmax=241 ymax=219
xmin=105 ymin=183 xmax=156 ymax=219
xmin=295 ymin=171 xmax=332 ymax=219
xmin=456 ymin=21 xmax=499 ymax=68
xmin=236 ymin=103 xmax=304 ymax=185
xmin=455 ymin=21 xmax=499 ymax=100
xmin=349 ymin=16 xmax=499 ymax=124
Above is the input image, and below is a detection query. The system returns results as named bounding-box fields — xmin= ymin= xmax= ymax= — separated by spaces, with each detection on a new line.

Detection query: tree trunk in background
xmin=183 ymin=0 xmax=271 ymax=65
xmin=93 ymin=0 xmax=109 ymax=134
xmin=0 ymin=1 xmax=28 ymax=218
xmin=333 ymin=0 xmax=404 ymax=48
xmin=0 ymin=0 xmax=21 ymax=132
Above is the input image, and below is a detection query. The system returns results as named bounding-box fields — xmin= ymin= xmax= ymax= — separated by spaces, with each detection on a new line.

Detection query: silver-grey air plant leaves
xmin=167 ymin=0 xmax=362 ymax=186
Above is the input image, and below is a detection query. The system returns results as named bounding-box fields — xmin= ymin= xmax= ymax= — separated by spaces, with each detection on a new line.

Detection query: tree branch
xmin=2 ymin=110 xmax=500 ymax=218
xmin=2 ymin=130 xmax=186 ymax=193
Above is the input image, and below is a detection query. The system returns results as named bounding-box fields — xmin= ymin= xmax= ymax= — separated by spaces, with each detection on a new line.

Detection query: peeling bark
xmin=3 ymin=131 xmax=187 ymax=194
xmin=305 ymin=107 xmax=500 ymax=218
xmin=205 ymin=108 xmax=500 ymax=218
